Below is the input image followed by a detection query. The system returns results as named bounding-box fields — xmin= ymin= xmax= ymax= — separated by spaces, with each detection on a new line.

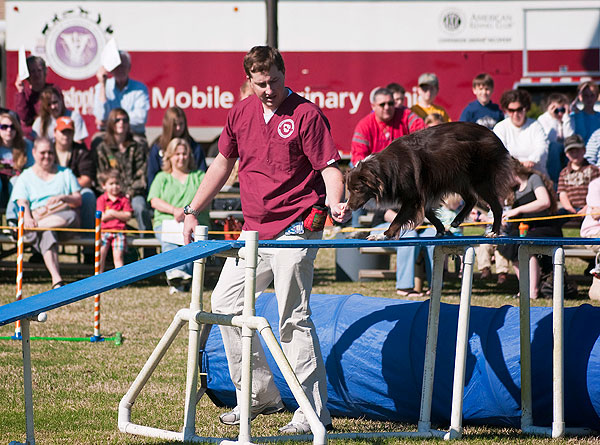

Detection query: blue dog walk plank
xmin=256 ymin=236 xmax=600 ymax=248
xmin=2 ymin=236 xmax=599 ymax=326
xmin=0 ymin=240 xmax=236 ymax=326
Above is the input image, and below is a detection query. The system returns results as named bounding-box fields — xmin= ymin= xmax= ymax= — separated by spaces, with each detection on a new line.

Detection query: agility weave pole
xmin=3 ymin=236 xmax=600 ymax=444
xmin=92 ymin=210 xmax=102 ymax=341
xmin=12 ymin=206 xmax=24 ymax=339
xmin=0 ymin=209 xmax=123 ymax=345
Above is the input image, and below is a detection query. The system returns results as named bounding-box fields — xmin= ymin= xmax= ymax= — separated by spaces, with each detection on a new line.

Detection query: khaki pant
xmin=476 ymin=244 xmax=510 ymax=274
xmin=211 ymin=229 xmax=331 ymax=426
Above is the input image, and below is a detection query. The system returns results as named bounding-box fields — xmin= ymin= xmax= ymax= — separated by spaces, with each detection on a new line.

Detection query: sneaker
xmin=278 ymin=421 xmax=334 ymax=434
xmin=279 ymin=421 xmax=311 ymax=434
xmin=219 ymin=399 xmax=285 ymax=426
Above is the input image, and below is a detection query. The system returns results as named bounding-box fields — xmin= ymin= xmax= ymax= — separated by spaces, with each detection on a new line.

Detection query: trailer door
xmin=523 ymin=7 xmax=600 ymax=77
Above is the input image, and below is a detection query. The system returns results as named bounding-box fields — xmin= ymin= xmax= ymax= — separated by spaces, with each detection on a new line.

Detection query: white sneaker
xmin=169 ymin=286 xmax=180 ymax=295
xmin=219 ymin=400 xmax=285 ymax=425
xmin=278 ymin=420 xmax=333 ymax=434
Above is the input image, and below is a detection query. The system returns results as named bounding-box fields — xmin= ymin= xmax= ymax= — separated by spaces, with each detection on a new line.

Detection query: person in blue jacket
xmin=459 ymin=73 xmax=504 ymax=130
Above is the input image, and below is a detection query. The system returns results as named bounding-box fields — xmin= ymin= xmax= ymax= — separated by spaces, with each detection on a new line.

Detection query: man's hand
xmin=96 ymin=66 xmax=108 ymax=84
xmin=330 ymin=202 xmax=351 ymax=223
xmin=183 ymin=213 xmax=198 ymax=245
xmin=15 ymin=75 xmax=25 ymax=94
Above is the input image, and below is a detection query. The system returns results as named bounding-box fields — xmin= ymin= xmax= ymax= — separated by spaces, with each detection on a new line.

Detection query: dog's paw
xmin=367 ymin=233 xmax=388 ymax=241
xmin=485 ymin=231 xmax=499 ymax=238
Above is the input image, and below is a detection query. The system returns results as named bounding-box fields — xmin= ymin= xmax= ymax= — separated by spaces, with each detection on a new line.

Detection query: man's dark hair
xmin=472 ymin=73 xmax=494 ymax=89
xmin=386 ymin=83 xmax=405 ymax=95
xmin=243 ymin=46 xmax=285 ymax=77
xmin=26 ymin=55 xmax=46 ymax=71
xmin=500 ymin=89 xmax=532 ymax=111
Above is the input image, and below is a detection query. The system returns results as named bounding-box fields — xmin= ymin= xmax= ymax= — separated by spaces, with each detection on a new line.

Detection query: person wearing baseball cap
xmin=557 ymin=134 xmax=600 ymax=215
xmin=411 ymin=72 xmax=451 ymax=122
xmin=53 ymin=115 xmax=97 ymax=255
xmin=55 ymin=115 xmax=75 ymax=132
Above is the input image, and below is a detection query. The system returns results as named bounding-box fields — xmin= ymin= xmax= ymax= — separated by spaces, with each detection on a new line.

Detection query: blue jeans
xmin=372 ymin=222 xmax=436 ymax=289
xmin=396 ymin=227 xmax=436 ymax=289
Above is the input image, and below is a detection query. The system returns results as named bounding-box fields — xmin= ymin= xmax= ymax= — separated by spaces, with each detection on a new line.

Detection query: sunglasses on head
xmin=115 ymin=117 xmax=129 ymax=123
xmin=0 ymin=124 xmax=15 ymax=131
xmin=377 ymin=101 xmax=395 ymax=108
xmin=553 ymin=107 xmax=566 ymax=115
xmin=507 ymin=106 xmax=525 ymax=113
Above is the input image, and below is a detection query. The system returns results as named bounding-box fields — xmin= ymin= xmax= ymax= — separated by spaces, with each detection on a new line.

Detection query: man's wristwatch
xmin=183 ymin=205 xmax=200 ymax=217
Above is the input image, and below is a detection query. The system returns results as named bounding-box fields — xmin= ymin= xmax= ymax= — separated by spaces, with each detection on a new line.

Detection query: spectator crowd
xmin=349 ymin=73 xmax=600 ymax=300
xmin=4 ymin=53 xmax=600 ymax=300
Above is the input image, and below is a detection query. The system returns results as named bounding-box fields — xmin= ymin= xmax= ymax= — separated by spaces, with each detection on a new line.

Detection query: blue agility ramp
xmin=0 ymin=239 xmax=236 ymax=326
xmin=203 ymin=293 xmax=600 ymax=430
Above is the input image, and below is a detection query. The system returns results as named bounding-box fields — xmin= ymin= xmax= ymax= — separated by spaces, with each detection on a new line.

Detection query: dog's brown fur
xmin=346 ymin=122 xmax=513 ymax=238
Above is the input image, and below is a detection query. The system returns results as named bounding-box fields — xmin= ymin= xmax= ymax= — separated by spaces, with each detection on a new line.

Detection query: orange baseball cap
xmin=56 ymin=116 xmax=75 ymax=132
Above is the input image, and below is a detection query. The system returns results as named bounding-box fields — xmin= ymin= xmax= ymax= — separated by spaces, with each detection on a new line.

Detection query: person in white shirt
xmin=537 ymin=92 xmax=574 ymax=184
xmin=493 ymin=89 xmax=549 ymax=175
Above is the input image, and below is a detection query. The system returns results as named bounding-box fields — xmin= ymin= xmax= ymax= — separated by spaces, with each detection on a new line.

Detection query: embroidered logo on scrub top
xmin=277 ymin=119 xmax=295 ymax=139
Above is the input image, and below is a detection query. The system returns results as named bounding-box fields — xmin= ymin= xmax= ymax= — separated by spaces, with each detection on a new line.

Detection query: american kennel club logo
xmin=41 ymin=8 xmax=113 ymax=80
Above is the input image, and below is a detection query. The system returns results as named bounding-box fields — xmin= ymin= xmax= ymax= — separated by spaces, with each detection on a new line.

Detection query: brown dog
xmin=345 ymin=122 xmax=513 ymax=238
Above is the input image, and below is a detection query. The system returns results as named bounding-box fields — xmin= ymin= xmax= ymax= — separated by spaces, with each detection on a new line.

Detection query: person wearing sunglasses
xmin=350 ymin=87 xmax=424 ymax=167
xmin=350 ymin=87 xmax=424 ymax=226
xmin=493 ymin=89 xmax=549 ymax=175
xmin=537 ymin=93 xmax=575 ymax=185
xmin=1 ymin=112 xmax=33 ymax=222
xmin=96 ymin=108 xmax=153 ymax=257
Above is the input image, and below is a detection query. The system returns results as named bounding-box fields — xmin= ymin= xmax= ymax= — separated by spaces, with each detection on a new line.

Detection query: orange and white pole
xmin=13 ymin=206 xmax=25 ymax=339
xmin=91 ymin=210 xmax=102 ymax=341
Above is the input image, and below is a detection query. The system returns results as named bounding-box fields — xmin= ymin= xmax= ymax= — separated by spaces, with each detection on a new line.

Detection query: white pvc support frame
xmin=415 ymin=245 xmax=476 ymax=440
xmin=118 ymin=229 xmax=328 ymax=445
xmin=118 ymin=238 xmax=485 ymax=444
xmin=517 ymin=245 xmax=593 ymax=438
xmin=9 ymin=312 xmax=48 ymax=445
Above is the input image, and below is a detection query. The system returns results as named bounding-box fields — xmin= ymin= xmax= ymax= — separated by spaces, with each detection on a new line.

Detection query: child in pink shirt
xmin=96 ymin=169 xmax=133 ymax=272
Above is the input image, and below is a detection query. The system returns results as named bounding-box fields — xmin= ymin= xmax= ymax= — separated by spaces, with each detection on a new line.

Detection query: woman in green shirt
xmin=148 ymin=137 xmax=209 ymax=294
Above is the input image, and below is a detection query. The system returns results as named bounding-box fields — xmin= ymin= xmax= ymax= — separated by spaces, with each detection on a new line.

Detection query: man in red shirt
xmin=350 ymin=87 xmax=424 ymax=166
xmin=183 ymin=46 xmax=349 ymax=434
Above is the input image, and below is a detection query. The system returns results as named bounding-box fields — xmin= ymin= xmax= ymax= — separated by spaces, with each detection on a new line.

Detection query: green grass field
xmin=1 ymin=232 xmax=600 ymax=444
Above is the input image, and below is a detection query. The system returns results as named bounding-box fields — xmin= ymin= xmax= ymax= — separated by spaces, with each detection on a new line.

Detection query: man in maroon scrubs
xmin=183 ymin=46 xmax=349 ymax=434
